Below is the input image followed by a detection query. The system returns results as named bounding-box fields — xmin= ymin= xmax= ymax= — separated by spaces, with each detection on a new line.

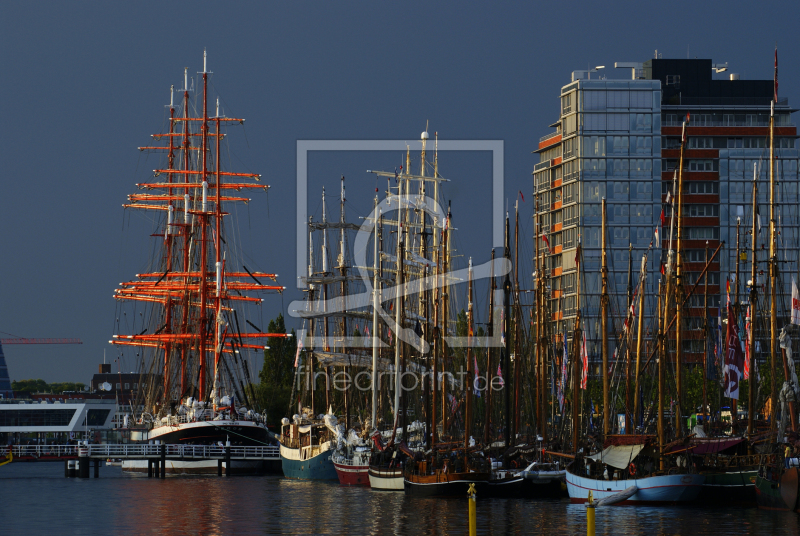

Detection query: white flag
xmin=792 ymin=277 xmax=800 ymax=325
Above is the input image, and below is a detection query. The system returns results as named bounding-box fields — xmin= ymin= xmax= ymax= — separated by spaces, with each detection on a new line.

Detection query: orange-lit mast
xmin=112 ymin=51 xmax=290 ymax=408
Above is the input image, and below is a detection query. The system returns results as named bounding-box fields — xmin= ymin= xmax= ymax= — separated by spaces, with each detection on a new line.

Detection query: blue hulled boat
xmin=279 ymin=418 xmax=338 ymax=480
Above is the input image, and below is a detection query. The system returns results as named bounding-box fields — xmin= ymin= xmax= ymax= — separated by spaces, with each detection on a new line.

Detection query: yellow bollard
xmin=586 ymin=490 xmax=596 ymax=536
xmin=468 ymin=483 xmax=477 ymax=536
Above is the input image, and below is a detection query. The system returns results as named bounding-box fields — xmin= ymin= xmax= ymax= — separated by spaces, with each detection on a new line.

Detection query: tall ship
xmin=110 ymin=52 xmax=289 ymax=474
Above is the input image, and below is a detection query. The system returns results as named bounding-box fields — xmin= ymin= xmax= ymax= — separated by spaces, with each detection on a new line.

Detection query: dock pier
xmin=10 ymin=443 xmax=280 ymax=478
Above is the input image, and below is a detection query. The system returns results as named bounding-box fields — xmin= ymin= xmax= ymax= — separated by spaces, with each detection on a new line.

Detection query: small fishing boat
xmin=566 ymin=444 xmax=704 ymax=505
xmin=279 ymin=417 xmax=337 ymax=480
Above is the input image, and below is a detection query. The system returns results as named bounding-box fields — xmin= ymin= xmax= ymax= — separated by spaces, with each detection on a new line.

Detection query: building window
xmin=688 ymin=160 xmax=715 ymax=171
xmin=631 ymin=113 xmax=652 ymax=132
xmin=563 ymin=137 xmax=579 ymax=159
xmin=632 ymin=136 xmax=653 ymax=155
xmin=630 ymin=91 xmax=653 ymax=109
xmin=582 ymin=90 xmax=606 ymax=111
xmin=609 ymin=136 xmax=629 ymax=155
xmin=583 ymin=136 xmax=606 ymax=157
xmin=562 ymin=93 xmax=573 ymax=115
xmin=563 ymin=114 xmax=577 ymax=136
xmin=666 ymin=75 xmax=680 ymax=86
xmin=683 ymin=204 xmax=719 ymax=217
xmin=583 ymin=181 xmax=606 ymax=202
xmin=116 ymin=383 xmax=121 ymax=390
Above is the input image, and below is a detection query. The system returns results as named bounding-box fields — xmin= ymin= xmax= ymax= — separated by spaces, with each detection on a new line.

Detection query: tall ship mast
xmin=110 ymin=52 xmax=289 ymax=474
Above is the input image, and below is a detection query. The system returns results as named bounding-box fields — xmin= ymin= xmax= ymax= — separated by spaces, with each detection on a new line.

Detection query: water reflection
xmin=1 ymin=464 xmax=798 ymax=535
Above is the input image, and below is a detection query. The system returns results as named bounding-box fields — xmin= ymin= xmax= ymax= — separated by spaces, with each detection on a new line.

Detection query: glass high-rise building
xmin=535 ymin=58 xmax=798 ymax=383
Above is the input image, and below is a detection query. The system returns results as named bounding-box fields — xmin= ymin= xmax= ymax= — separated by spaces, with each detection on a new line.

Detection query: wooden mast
xmin=601 ymin=198 xmax=609 ymax=437
xmin=371 ymin=201 xmax=380 ymax=430
xmin=703 ymin=241 xmax=709 ymax=429
xmin=539 ymin=209 xmax=548 ymax=445
xmin=484 ymin=248 xmax=496 ymax=445
xmin=633 ymin=253 xmax=647 ymax=431
xmin=441 ymin=205 xmax=451 ymax=438
xmin=339 ymin=176 xmax=350 ymax=432
xmin=465 ymin=258 xmax=474 ymax=449
xmin=163 ymin=85 xmax=176 ymax=401
xmin=732 ymin=221 xmax=740 ymax=426
xmin=769 ymin=99 xmax=778 ymax=434
xmin=180 ymin=68 xmax=191 ymax=398
xmin=625 ymin=243 xmax=633 ymax=434
xmin=657 ymin=281 xmax=665 ymax=470
xmin=198 ymin=50 xmax=209 ymax=401
xmin=321 ymin=187 xmax=331 ymax=410
xmin=748 ymin=164 xmax=759 ymax=439
xmin=572 ymin=241 xmax=582 ymax=453
xmin=503 ymin=211 xmax=512 ymax=449
xmin=534 ymin=198 xmax=541 ymax=437
xmin=675 ymin=114 xmax=688 ymax=437
xmin=513 ymin=201 xmax=521 ymax=441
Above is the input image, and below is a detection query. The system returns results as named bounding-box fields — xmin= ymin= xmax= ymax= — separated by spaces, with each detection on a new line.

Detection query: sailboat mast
xmin=442 ymin=205 xmax=451 ymax=438
xmin=633 ymin=253 xmax=647 ymax=430
xmin=601 ymin=198 xmax=609 ymax=437
xmin=339 ymin=176 xmax=349 ymax=432
xmin=432 ymin=240 xmax=440 ymax=446
xmin=675 ymin=114 xmax=688 ymax=437
xmin=321 ymin=187 xmax=331 ymax=409
xmin=657 ymin=281 xmax=665 ymax=470
xmin=465 ymin=258 xmax=474 ymax=448
xmin=180 ymin=68 xmax=191 ymax=397
xmin=212 ymin=92 xmax=224 ymax=413
xmin=513 ymin=201 xmax=521 ymax=440
xmin=163 ymin=86 xmax=176 ymax=400
xmin=198 ymin=50 xmax=210 ymax=401
xmin=769 ymin=99 xmax=778 ymax=434
xmin=703 ymin=241 xmax=709 ymax=429
xmin=485 ymin=248 xmax=495 ymax=445
xmin=372 ymin=204 xmax=380 ymax=430
xmin=732 ymin=222 xmax=740 ymax=425
xmin=625 ymin=243 xmax=633 ymax=434
xmin=534 ymin=200 xmax=541 ymax=436
xmin=572 ymin=242 xmax=582 ymax=453
xmin=503 ymin=211 xmax=512 ymax=449
xmin=399 ymin=238 xmax=407 ymax=436
xmin=748 ymin=164 xmax=759 ymax=439
xmin=393 ymin=174 xmax=404 ymax=430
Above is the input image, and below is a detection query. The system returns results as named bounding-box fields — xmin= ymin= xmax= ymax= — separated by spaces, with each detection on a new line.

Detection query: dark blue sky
xmin=1 ymin=1 xmax=796 ymax=383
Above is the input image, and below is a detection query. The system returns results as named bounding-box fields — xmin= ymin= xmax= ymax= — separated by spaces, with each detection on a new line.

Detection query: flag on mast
xmin=775 ymin=46 xmax=779 ymax=103
xmin=723 ymin=303 xmax=745 ymax=400
xmin=792 ymin=277 xmax=800 ymax=325
xmin=743 ymin=305 xmax=751 ymax=380
xmin=580 ymin=331 xmax=588 ymax=390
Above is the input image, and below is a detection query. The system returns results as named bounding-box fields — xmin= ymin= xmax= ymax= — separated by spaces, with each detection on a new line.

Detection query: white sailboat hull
xmin=566 ymin=469 xmax=704 ymax=504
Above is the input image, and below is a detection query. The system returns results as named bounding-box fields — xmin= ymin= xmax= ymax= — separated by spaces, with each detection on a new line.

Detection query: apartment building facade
xmin=535 ymin=58 xmax=798 ymax=378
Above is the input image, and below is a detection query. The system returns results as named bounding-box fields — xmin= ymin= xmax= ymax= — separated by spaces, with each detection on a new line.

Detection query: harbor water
xmin=2 ymin=463 xmax=798 ymax=535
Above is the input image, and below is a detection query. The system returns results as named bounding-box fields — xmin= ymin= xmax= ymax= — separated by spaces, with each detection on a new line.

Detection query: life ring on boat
xmin=628 ymin=462 xmax=636 ymax=476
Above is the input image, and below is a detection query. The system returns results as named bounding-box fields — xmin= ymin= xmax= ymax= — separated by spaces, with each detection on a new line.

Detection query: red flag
xmin=775 ymin=46 xmax=779 ymax=103
xmin=543 ymin=234 xmax=552 ymax=254
xmin=660 ymin=263 xmax=665 ymax=275
xmin=580 ymin=332 xmax=588 ymax=390
xmin=519 ymin=191 xmax=525 ymax=202
xmin=724 ymin=303 xmax=745 ymax=399
xmin=660 ymin=209 xmax=666 ymax=226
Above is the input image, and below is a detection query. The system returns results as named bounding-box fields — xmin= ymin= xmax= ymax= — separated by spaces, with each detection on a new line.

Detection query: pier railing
xmin=11 ymin=443 xmax=279 ymax=461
